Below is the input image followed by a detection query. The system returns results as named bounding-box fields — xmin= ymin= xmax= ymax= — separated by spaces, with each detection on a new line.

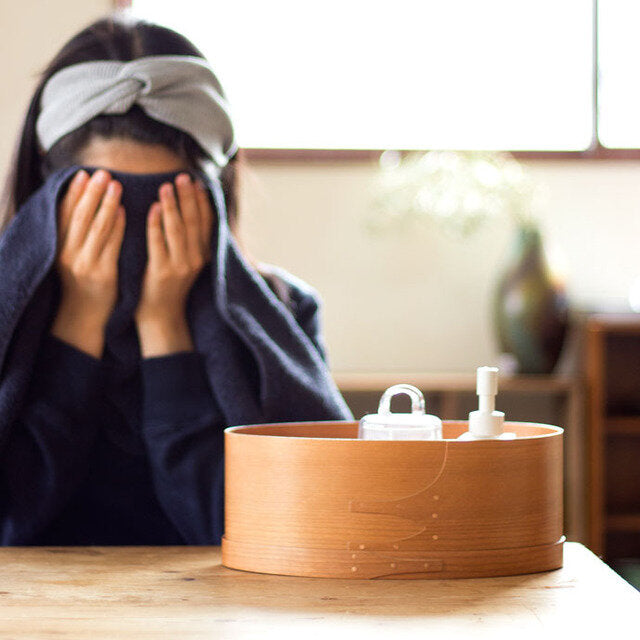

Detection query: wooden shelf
xmin=333 ymin=372 xmax=577 ymax=393
xmin=588 ymin=314 xmax=640 ymax=334
xmin=607 ymin=417 xmax=640 ymax=436
xmin=607 ymin=514 xmax=640 ymax=532
xmin=586 ymin=315 xmax=640 ymax=559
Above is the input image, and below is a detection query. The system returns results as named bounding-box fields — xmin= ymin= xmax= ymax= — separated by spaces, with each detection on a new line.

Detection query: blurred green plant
xmin=369 ymin=150 xmax=540 ymax=237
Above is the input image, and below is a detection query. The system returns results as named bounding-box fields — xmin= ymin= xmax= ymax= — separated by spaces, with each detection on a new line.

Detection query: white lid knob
xmin=358 ymin=384 xmax=442 ymax=440
xmin=468 ymin=366 xmax=504 ymax=437
xmin=476 ymin=366 xmax=499 ymax=396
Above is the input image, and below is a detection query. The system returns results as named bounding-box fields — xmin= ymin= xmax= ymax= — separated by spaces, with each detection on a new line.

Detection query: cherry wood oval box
xmin=222 ymin=421 xmax=564 ymax=580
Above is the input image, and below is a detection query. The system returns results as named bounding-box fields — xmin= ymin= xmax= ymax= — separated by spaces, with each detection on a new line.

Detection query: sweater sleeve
xmin=140 ymin=351 xmax=225 ymax=545
xmin=0 ymin=335 xmax=102 ymax=545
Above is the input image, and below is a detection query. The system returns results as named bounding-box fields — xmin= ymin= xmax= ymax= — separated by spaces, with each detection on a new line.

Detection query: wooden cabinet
xmin=586 ymin=315 xmax=640 ymax=559
xmin=334 ymin=372 xmax=585 ymax=543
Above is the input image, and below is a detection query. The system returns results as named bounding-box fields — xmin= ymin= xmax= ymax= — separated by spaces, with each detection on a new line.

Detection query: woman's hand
xmin=51 ymin=169 xmax=125 ymax=358
xmin=135 ymin=173 xmax=213 ymax=358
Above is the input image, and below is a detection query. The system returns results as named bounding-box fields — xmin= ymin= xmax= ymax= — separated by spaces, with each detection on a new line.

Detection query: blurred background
xmin=3 ymin=0 xmax=640 ymax=373
xmin=3 ymin=0 xmax=640 ymax=582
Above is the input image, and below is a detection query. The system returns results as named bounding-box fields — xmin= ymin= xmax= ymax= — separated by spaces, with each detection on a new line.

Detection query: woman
xmin=0 ymin=14 xmax=351 ymax=546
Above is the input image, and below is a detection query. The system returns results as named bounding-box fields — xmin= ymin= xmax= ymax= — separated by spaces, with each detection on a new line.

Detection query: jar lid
xmin=358 ymin=384 xmax=442 ymax=440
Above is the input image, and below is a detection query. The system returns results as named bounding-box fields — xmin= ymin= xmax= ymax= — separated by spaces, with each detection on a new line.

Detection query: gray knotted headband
xmin=36 ymin=55 xmax=237 ymax=169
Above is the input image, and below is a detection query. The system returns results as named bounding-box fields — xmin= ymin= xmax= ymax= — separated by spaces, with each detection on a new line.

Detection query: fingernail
xmin=160 ymin=183 xmax=174 ymax=199
xmin=176 ymin=173 xmax=191 ymax=186
xmin=107 ymin=181 xmax=121 ymax=197
xmin=73 ymin=169 xmax=88 ymax=184
xmin=93 ymin=169 xmax=109 ymax=184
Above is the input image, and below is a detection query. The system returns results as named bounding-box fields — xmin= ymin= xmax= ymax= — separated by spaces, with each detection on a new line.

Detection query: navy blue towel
xmin=0 ymin=165 xmax=352 ymax=448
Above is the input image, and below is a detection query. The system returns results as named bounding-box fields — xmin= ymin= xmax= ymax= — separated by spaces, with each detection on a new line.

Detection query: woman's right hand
xmin=50 ymin=169 xmax=126 ymax=358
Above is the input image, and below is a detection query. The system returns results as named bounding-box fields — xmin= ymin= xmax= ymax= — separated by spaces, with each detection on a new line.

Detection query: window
xmin=130 ymin=0 xmax=636 ymax=154
xmin=598 ymin=0 xmax=640 ymax=148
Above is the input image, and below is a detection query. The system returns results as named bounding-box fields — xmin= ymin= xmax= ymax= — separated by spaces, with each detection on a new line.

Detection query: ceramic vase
xmin=493 ymin=225 xmax=568 ymax=374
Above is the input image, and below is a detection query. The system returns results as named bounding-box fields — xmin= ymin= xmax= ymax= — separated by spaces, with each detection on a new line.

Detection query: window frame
xmin=240 ymin=146 xmax=640 ymax=163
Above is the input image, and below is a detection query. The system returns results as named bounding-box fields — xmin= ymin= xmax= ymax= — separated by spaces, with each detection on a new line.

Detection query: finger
xmin=195 ymin=180 xmax=214 ymax=260
xmin=65 ymin=169 xmax=111 ymax=252
xmin=159 ymin=183 xmax=187 ymax=262
xmin=175 ymin=173 xmax=201 ymax=261
xmin=82 ymin=180 xmax=123 ymax=261
xmin=146 ymin=202 xmax=167 ymax=265
xmin=58 ymin=170 xmax=90 ymax=245
xmin=100 ymin=205 xmax=126 ymax=268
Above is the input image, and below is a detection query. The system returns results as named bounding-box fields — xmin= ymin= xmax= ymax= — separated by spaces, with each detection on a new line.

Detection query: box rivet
xmin=359 ymin=544 xmax=365 ymax=550
xmin=351 ymin=566 xmax=358 ymax=572
xmin=432 ymin=535 xmax=439 ymax=540
xmin=432 ymin=513 xmax=438 ymax=518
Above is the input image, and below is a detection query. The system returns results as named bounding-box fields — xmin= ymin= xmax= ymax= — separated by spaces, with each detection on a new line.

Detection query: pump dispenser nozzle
xmin=458 ymin=367 xmax=515 ymax=440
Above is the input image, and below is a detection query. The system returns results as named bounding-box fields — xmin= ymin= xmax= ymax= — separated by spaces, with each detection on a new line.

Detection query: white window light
xmin=131 ymin=0 xmax=593 ymax=151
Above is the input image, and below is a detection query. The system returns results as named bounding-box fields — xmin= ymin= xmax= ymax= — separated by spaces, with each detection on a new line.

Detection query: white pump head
xmin=468 ymin=366 xmax=505 ymax=438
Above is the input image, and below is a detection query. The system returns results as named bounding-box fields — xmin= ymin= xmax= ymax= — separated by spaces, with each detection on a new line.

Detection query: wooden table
xmin=1 ymin=543 xmax=638 ymax=639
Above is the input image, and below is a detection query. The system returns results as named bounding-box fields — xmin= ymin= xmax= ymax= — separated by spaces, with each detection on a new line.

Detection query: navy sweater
xmin=0 ymin=167 xmax=353 ymax=546
xmin=1 ymin=335 xmax=224 ymax=546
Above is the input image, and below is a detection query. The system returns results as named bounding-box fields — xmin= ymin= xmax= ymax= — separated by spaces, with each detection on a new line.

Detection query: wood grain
xmin=223 ymin=421 xmax=564 ymax=579
xmin=334 ymin=372 xmax=587 ymax=546
xmin=0 ymin=544 xmax=637 ymax=639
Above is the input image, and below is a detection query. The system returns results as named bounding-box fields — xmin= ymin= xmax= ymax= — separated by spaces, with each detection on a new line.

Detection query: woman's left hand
xmin=135 ymin=173 xmax=214 ymax=358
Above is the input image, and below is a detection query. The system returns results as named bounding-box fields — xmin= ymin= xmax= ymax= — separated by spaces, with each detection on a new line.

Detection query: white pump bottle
xmin=457 ymin=366 xmax=515 ymax=440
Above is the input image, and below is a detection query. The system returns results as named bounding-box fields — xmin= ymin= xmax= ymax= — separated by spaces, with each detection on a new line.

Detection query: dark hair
xmin=0 ymin=13 xmax=240 ymax=234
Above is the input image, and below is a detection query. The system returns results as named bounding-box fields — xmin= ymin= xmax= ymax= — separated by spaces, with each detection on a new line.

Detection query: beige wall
xmin=0 ymin=0 xmax=113 ymax=180
xmin=3 ymin=0 xmax=639 ymax=374
xmin=240 ymin=158 xmax=640 ymax=373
